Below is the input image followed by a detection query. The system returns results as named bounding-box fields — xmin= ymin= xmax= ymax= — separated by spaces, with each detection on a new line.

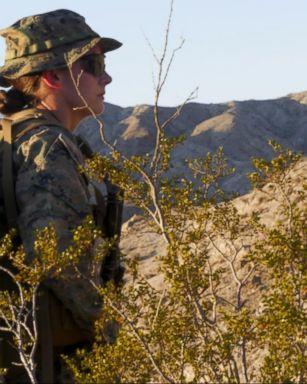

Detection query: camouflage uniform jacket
xmin=12 ymin=110 xmax=105 ymax=335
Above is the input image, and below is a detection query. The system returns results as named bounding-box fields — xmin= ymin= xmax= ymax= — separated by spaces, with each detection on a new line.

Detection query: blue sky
xmin=1 ymin=0 xmax=307 ymax=107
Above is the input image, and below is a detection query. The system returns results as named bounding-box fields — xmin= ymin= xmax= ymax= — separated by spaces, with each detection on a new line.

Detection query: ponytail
xmin=0 ymin=88 xmax=34 ymax=115
xmin=0 ymin=74 xmax=41 ymax=115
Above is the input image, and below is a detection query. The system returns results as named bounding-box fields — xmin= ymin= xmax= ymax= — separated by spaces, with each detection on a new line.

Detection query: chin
xmin=95 ymin=103 xmax=105 ymax=115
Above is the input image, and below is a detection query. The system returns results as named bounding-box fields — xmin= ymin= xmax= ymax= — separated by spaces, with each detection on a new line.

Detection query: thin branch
xmin=142 ymin=29 xmax=159 ymax=64
xmin=241 ymin=337 xmax=249 ymax=383
xmin=0 ymin=325 xmax=12 ymax=332
xmin=207 ymin=258 xmax=218 ymax=323
xmin=184 ymin=269 xmax=215 ymax=327
xmin=158 ymin=38 xmax=185 ymax=95
xmin=151 ymin=288 xmax=166 ymax=331
xmin=156 ymin=0 xmax=175 ymax=98
xmin=179 ymin=338 xmax=186 ymax=382
xmin=8 ymin=295 xmax=17 ymax=325
xmin=206 ymin=232 xmax=241 ymax=287
xmin=0 ymin=265 xmax=25 ymax=305
xmin=161 ymin=87 xmax=198 ymax=131
xmin=148 ymin=0 xmax=194 ymax=177
xmin=241 ymin=263 xmax=256 ymax=286
xmin=29 ymin=285 xmax=39 ymax=363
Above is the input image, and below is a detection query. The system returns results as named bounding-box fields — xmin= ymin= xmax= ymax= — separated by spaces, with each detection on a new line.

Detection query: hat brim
xmin=0 ymin=36 xmax=122 ymax=87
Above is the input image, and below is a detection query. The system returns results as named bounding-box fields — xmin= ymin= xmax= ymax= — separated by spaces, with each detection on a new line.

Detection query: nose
xmin=101 ymin=71 xmax=112 ymax=86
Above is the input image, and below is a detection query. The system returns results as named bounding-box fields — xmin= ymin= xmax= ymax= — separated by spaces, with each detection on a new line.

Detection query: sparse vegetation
xmin=63 ymin=140 xmax=306 ymax=384
xmin=0 ymin=1 xmax=305 ymax=382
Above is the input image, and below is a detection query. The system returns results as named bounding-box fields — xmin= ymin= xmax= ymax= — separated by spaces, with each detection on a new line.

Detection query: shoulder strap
xmin=11 ymin=109 xmax=65 ymax=141
xmin=1 ymin=110 xmax=65 ymax=231
xmin=2 ymin=118 xmax=18 ymax=230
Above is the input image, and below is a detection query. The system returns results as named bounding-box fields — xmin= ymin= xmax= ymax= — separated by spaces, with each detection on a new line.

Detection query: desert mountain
xmin=77 ymin=91 xmax=307 ymax=195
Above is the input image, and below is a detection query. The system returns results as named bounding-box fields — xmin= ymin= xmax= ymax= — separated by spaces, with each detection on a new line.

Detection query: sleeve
xmin=15 ymin=128 xmax=103 ymax=334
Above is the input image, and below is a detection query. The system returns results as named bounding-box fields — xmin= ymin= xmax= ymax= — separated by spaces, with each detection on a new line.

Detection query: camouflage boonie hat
xmin=0 ymin=9 xmax=122 ymax=87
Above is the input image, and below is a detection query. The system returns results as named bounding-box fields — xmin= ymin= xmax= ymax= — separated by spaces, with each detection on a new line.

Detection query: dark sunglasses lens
xmin=80 ymin=55 xmax=104 ymax=77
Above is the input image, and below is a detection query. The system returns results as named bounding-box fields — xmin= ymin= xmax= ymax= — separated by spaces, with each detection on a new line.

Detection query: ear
xmin=41 ymin=71 xmax=62 ymax=90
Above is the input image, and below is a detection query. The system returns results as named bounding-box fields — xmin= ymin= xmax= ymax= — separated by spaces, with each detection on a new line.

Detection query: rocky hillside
xmin=120 ymin=157 xmax=306 ymax=291
xmin=117 ymin=156 xmax=306 ymax=382
xmin=77 ymin=91 xmax=307 ymax=195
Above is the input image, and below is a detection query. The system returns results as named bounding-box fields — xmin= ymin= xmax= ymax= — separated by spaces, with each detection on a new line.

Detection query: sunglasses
xmin=79 ymin=54 xmax=105 ymax=77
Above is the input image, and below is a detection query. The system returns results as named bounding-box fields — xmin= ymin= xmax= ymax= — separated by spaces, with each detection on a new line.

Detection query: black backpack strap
xmin=1 ymin=118 xmax=18 ymax=230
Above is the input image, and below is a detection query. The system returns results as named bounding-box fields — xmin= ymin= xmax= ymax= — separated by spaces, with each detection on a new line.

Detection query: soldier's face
xmin=61 ymin=45 xmax=112 ymax=118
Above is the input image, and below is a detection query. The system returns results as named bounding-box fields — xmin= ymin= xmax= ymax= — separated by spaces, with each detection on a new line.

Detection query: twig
xmin=161 ymin=87 xmax=198 ymax=132
xmin=241 ymin=337 xmax=249 ymax=383
xmin=141 ymin=29 xmax=159 ymax=65
xmin=151 ymin=288 xmax=166 ymax=331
